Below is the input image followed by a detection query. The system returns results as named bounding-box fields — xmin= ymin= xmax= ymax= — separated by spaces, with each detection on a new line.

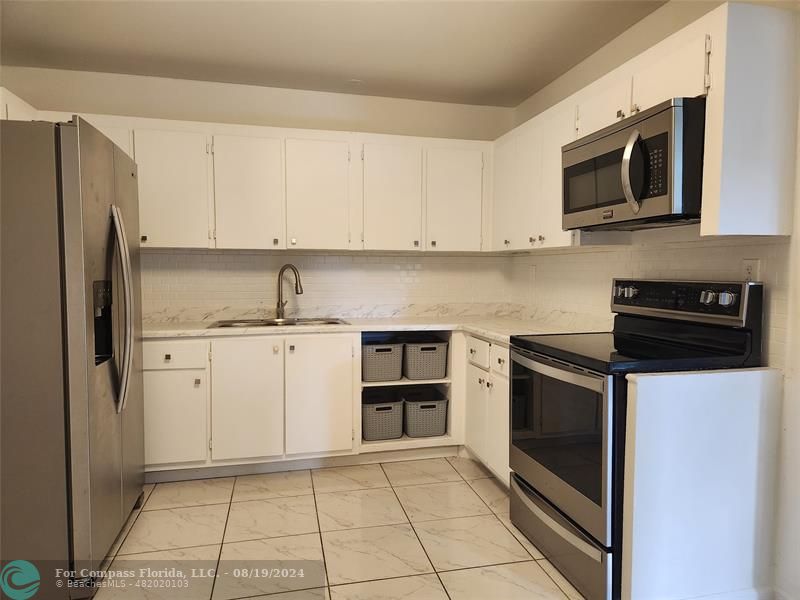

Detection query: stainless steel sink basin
xmin=209 ymin=318 xmax=349 ymax=328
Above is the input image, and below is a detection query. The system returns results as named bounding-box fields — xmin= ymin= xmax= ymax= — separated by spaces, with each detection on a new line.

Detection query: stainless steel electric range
xmin=508 ymin=279 xmax=764 ymax=600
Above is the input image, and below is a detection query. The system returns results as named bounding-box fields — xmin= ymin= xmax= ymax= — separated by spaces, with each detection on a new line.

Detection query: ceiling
xmin=0 ymin=1 xmax=665 ymax=107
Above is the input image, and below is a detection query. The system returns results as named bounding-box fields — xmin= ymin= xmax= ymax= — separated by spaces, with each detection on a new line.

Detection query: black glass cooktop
xmin=510 ymin=331 xmax=749 ymax=375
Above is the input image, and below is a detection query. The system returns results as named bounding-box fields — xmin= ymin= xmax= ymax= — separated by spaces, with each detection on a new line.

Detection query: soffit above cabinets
xmin=1 ymin=0 xmax=664 ymax=107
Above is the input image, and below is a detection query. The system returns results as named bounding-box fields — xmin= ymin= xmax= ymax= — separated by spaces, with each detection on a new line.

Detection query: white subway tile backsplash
xmin=142 ymin=237 xmax=789 ymax=368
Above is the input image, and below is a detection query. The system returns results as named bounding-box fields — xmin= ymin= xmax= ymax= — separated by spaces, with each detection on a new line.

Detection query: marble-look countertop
xmin=143 ymin=315 xmax=609 ymax=345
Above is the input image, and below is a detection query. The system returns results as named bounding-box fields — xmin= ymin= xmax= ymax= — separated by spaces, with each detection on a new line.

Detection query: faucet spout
xmin=276 ymin=264 xmax=303 ymax=320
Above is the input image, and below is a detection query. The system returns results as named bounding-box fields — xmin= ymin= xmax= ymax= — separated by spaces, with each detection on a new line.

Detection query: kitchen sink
xmin=209 ymin=318 xmax=349 ymax=328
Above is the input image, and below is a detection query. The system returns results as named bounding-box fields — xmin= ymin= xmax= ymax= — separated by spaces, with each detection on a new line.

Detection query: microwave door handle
xmin=111 ymin=205 xmax=134 ymax=414
xmin=621 ymin=128 xmax=642 ymax=214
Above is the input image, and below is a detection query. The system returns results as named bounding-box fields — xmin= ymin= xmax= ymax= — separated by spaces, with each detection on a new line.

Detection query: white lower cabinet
xmin=485 ymin=348 xmax=510 ymax=486
xmin=466 ymin=363 xmax=489 ymax=463
xmin=465 ymin=339 xmax=510 ymax=484
xmin=285 ymin=334 xmax=354 ymax=455
xmin=143 ymin=345 xmax=209 ymax=466
xmin=210 ymin=337 xmax=285 ymax=461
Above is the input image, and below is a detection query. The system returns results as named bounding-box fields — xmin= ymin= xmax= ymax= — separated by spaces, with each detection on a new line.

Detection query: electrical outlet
xmin=742 ymin=259 xmax=761 ymax=282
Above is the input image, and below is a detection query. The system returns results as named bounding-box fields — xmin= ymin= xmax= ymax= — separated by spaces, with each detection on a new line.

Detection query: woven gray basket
xmin=362 ymin=343 xmax=403 ymax=381
xmin=402 ymin=389 xmax=447 ymax=437
xmin=362 ymin=400 xmax=404 ymax=441
xmin=403 ymin=342 xmax=448 ymax=380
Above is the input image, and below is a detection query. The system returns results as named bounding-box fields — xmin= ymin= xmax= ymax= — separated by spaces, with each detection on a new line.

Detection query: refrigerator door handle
xmin=111 ymin=205 xmax=134 ymax=413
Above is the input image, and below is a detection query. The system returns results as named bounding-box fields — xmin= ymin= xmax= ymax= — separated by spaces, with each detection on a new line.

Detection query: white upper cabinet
xmin=631 ymin=33 xmax=708 ymax=115
xmin=491 ymin=132 xmax=520 ymax=251
xmin=210 ymin=337 xmax=284 ymax=461
xmin=426 ymin=147 xmax=484 ymax=252
xmin=285 ymin=334 xmax=354 ymax=455
xmin=285 ymin=138 xmax=351 ymax=250
xmin=213 ymin=134 xmax=284 ymax=250
xmin=134 ymin=129 xmax=211 ymax=248
xmin=576 ymin=77 xmax=631 ymax=138
xmin=492 ymin=122 xmax=539 ymax=251
xmin=363 ymin=143 xmax=423 ymax=251
xmin=536 ymin=101 xmax=576 ymax=249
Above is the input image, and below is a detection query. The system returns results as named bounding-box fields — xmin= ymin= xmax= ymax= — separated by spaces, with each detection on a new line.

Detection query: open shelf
xmin=362 ymin=376 xmax=451 ymax=388
xmin=359 ymin=433 xmax=455 ymax=453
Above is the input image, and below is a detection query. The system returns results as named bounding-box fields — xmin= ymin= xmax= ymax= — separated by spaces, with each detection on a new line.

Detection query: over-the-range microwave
xmin=562 ymin=97 xmax=706 ymax=231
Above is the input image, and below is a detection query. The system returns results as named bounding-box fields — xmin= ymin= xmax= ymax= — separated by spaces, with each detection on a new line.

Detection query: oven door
xmin=562 ymin=104 xmax=675 ymax=230
xmin=510 ymin=348 xmax=613 ymax=546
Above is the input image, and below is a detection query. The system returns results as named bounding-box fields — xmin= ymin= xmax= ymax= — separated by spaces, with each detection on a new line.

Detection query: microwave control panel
xmin=642 ymin=133 xmax=669 ymax=198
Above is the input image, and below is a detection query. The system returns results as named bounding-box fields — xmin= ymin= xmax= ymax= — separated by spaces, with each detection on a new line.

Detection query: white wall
xmin=0 ymin=66 xmax=513 ymax=141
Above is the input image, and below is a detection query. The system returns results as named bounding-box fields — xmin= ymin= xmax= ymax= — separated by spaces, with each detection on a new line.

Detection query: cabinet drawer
xmin=143 ymin=340 xmax=208 ymax=370
xmin=490 ymin=344 xmax=510 ymax=378
xmin=467 ymin=336 xmax=491 ymax=370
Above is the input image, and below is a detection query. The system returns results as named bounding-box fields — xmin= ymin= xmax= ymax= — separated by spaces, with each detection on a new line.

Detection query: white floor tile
xmin=439 ymin=561 xmax=568 ymax=600
xmin=144 ymin=478 xmax=233 ymax=511
xmin=330 ymin=574 xmax=448 ymax=600
xmin=394 ymin=482 xmax=491 ymax=522
xmin=316 ymin=488 xmax=408 ymax=532
xmin=414 ymin=514 xmax=529 ymax=571
xmin=312 ymin=464 xmax=390 ymax=493
xmin=225 ymin=495 xmax=319 ymax=542
xmin=119 ymin=504 xmax=228 ymax=555
xmin=322 ymin=524 xmax=433 ymax=585
xmin=233 ymin=470 xmax=313 ymax=502
xmin=381 ymin=459 xmax=461 ymax=487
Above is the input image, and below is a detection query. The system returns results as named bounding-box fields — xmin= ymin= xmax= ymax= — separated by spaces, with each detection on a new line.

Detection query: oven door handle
xmin=511 ymin=478 xmax=603 ymax=563
xmin=621 ymin=128 xmax=642 ymax=215
xmin=511 ymin=350 xmax=605 ymax=394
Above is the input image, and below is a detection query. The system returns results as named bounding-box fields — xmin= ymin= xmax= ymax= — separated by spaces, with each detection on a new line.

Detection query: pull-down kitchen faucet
xmin=276 ymin=264 xmax=303 ymax=319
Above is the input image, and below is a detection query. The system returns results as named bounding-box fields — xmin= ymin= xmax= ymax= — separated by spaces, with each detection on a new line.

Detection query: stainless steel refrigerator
xmin=1 ymin=118 xmax=144 ymax=598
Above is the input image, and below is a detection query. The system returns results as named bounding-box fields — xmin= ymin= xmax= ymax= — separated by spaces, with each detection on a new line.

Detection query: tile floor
xmin=98 ymin=457 xmax=585 ymax=600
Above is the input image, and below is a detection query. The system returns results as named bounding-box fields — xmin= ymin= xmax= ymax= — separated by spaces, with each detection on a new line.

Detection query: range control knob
xmin=699 ymin=290 xmax=717 ymax=305
xmin=613 ymin=285 xmax=624 ymax=298
xmin=718 ymin=291 xmax=738 ymax=307
xmin=623 ymin=286 xmax=638 ymax=299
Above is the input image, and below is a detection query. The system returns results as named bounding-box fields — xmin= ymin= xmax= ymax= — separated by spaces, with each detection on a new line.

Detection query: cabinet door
xmin=537 ymin=102 xmax=576 ymax=249
xmin=143 ymin=370 xmax=207 ymax=465
xmin=214 ymin=135 xmax=284 ymax=249
xmin=632 ymin=34 xmax=708 ymax=114
xmin=465 ymin=364 xmax=489 ymax=463
xmin=134 ymin=129 xmax=210 ymax=248
xmin=426 ymin=147 xmax=483 ymax=252
xmin=491 ymin=133 xmax=519 ymax=251
xmin=363 ymin=143 xmax=423 ymax=251
xmin=285 ymin=334 xmax=354 ymax=455
xmin=576 ymin=78 xmax=631 ymax=137
xmin=486 ymin=374 xmax=510 ymax=486
xmin=285 ymin=138 xmax=351 ymax=250
xmin=211 ymin=337 xmax=284 ymax=461
xmin=514 ymin=121 xmax=542 ymax=250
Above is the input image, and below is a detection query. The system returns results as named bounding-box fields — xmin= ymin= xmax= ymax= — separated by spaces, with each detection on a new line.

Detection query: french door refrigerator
xmin=1 ymin=117 xmax=144 ymax=598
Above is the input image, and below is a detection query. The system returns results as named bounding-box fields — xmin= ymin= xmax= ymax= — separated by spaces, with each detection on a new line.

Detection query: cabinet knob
xmin=194 ymin=378 xmax=201 ymax=386
xmin=498 ymin=357 xmax=505 ymax=365
xmin=290 ymin=238 xmax=297 ymax=246
xmin=469 ymin=348 xmax=476 ymax=355
xmin=141 ymin=235 xmax=148 ymax=242
xmin=529 ymin=236 xmax=535 ymax=244
xmin=478 ymin=377 xmax=484 ymax=384
xmin=164 ymin=353 xmax=171 ymax=361
xmin=273 ymin=238 xmax=279 ymax=246
xmin=486 ymin=380 xmax=493 ymax=389
xmin=289 ymin=345 xmax=295 ymax=352
xmin=413 ymin=240 xmax=419 ymax=247
xmin=538 ymin=235 xmax=545 ymax=242
xmin=431 ymin=240 xmax=437 ymax=248
xmin=273 ymin=345 xmax=279 ymax=354
xmin=504 ymin=239 xmax=510 ymax=245
xmin=631 ymin=104 xmax=641 ymax=114
xmin=616 ymin=109 xmax=626 ymax=119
